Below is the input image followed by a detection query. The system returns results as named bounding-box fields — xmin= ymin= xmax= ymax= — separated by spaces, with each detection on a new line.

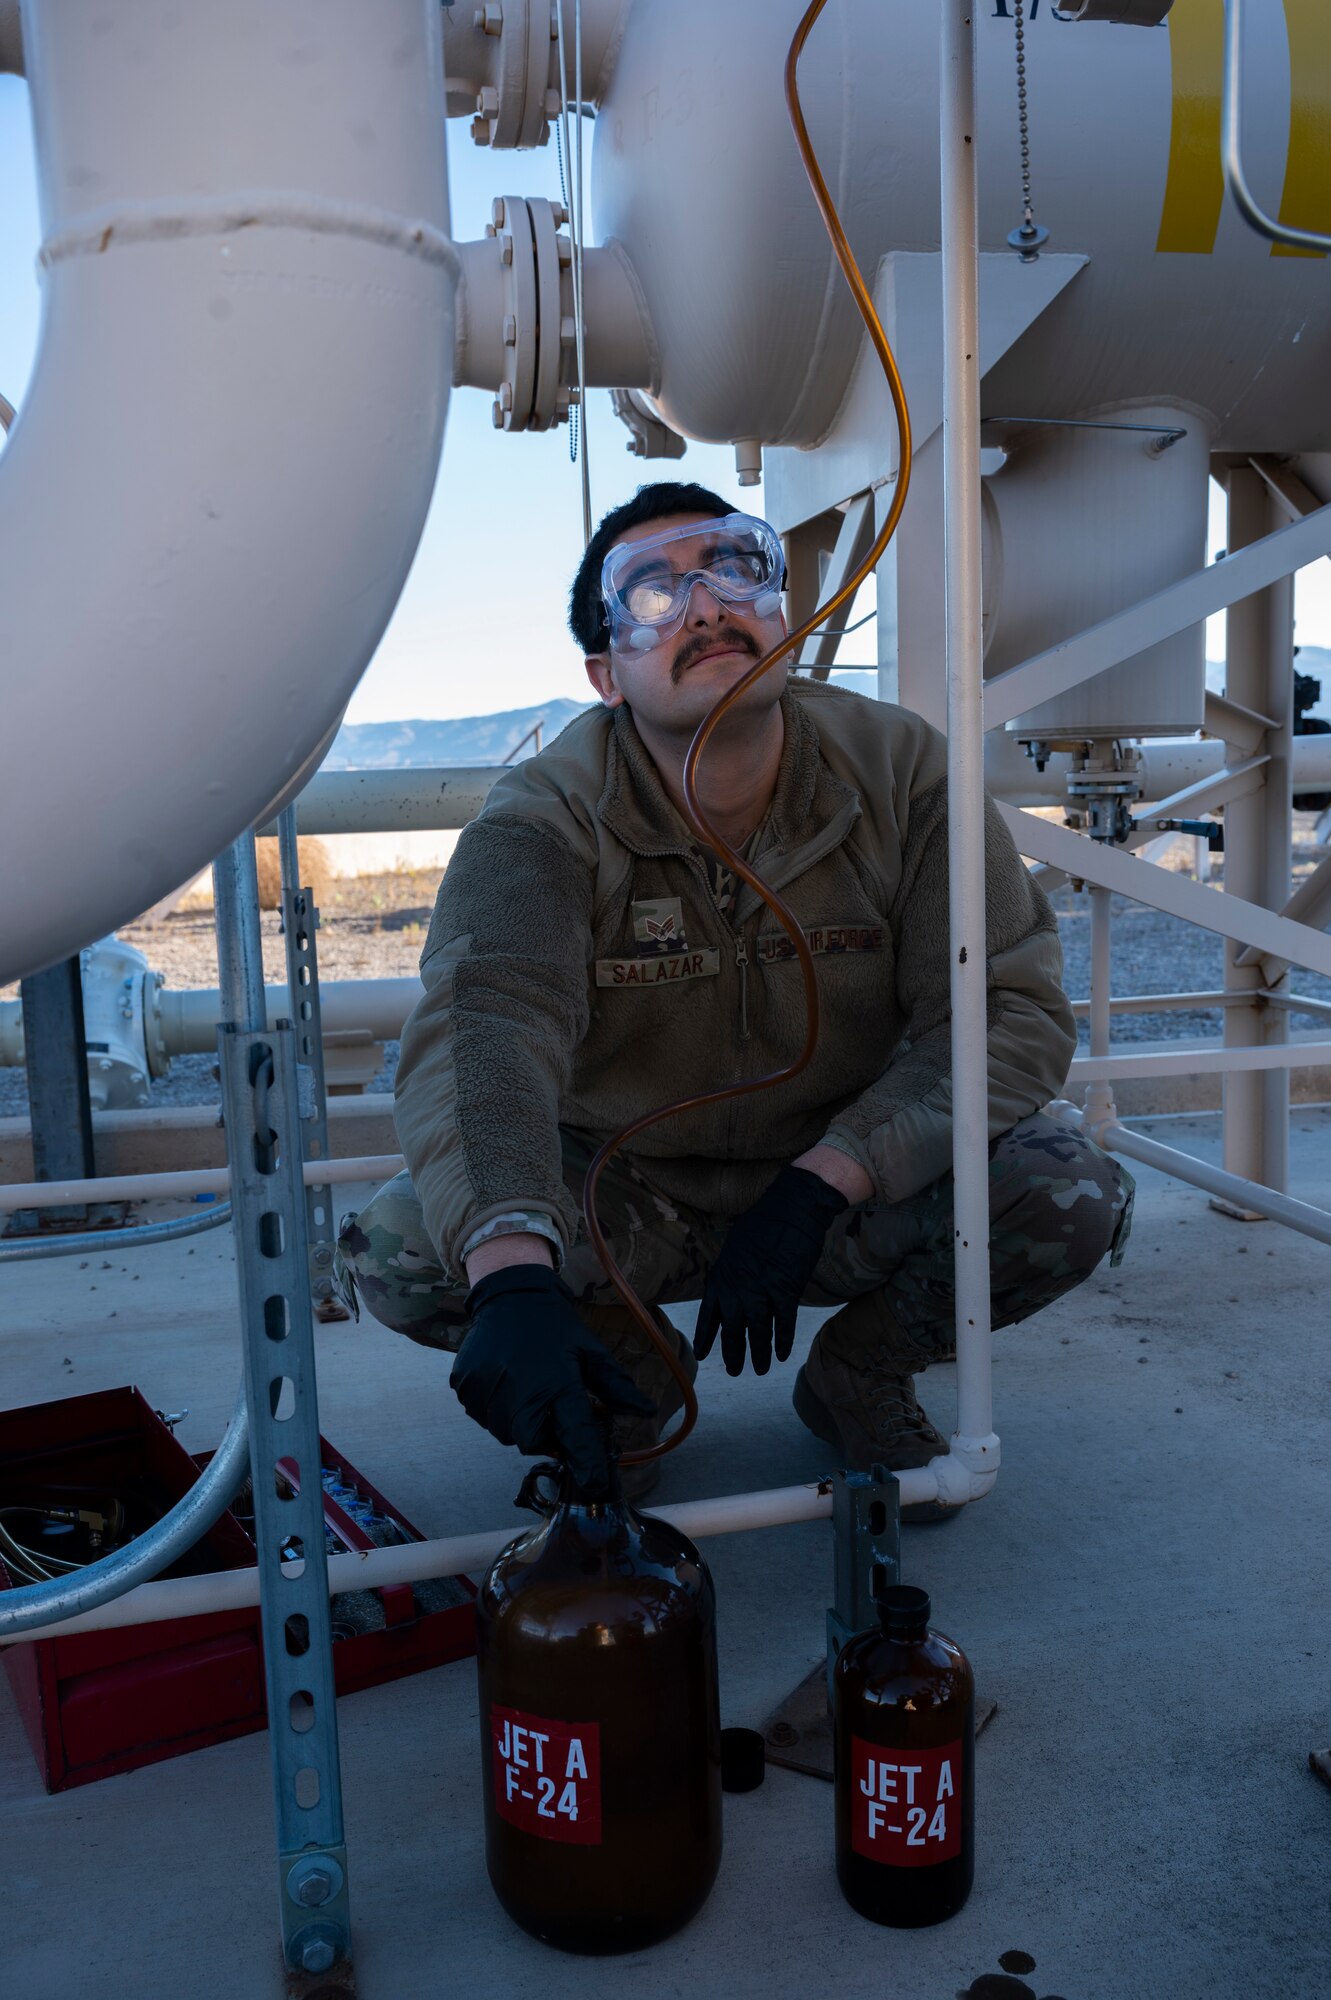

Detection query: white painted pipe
xmin=0 ymin=1 xmax=457 ymax=984
xmin=941 ymin=0 xmax=999 ymax=1480
xmin=156 ymin=978 xmax=422 ymax=1057
xmin=1051 ymin=1099 xmax=1331 ymax=1247
xmin=2 ymin=1459 xmax=997 ymax=1645
xmin=258 ymin=769 xmax=504 ymax=837
xmin=254 ymin=734 xmax=1331 ymax=847
xmin=254 ymin=739 xmax=1331 ymax=839
xmin=0 ymin=1153 xmax=403 ymax=1216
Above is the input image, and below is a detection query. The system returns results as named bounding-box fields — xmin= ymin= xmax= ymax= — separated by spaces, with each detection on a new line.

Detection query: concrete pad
xmin=1 ymin=1112 xmax=1329 ymax=2000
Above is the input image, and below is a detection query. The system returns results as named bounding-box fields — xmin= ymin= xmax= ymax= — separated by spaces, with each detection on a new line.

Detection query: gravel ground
xmin=3 ymin=844 xmax=1330 ymax=1119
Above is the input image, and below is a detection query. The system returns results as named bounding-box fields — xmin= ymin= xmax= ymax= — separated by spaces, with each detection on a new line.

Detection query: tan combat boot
xmin=793 ymin=1306 xmax=959 ymax=1524
xmin=578 ymin=1301 xmax=698 ymax=1501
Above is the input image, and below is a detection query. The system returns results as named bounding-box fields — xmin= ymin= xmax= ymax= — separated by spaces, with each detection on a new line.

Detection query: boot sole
xmin=792 ymin=1365 xmax=963 ymax=1526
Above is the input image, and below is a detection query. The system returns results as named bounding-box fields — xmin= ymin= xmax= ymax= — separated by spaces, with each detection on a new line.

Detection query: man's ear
xmin=585 ymin=653 xmax=625 ymax=709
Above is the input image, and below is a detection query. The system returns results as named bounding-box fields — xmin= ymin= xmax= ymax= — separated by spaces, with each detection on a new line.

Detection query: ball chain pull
xmin=1007 ymin=0 xmax=1050 ymax=261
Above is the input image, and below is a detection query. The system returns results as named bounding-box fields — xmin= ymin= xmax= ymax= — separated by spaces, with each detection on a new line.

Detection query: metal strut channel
xmin=215 ymin=830 xmax=351 ymax=1981
xmin=219 ymin=1015 xmax=352 ymax=1978
xmin=276 ymin=805 xmax=344 ymax=1322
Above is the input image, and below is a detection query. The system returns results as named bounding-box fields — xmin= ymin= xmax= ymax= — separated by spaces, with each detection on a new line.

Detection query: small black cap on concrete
xmin=721 ymin=1726 xmax=766 ymax=1793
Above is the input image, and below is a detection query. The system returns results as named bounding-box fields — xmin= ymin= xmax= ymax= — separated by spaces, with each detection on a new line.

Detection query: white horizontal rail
xmin=1141 ymin=753 xmax=1267 ymax=825
xmin=2 ymin=1480 xmax=859 ymax=1643
xmin=0 ymin=1152 xmax=403 ymax=1215
xmin=998 ymin=803 xmax=1331 ymax=977
xmin=257 ymin=767 xmax=501 ymax=837
xmin=1052 ymin=1101 xmax=1331 ymax=1249
xmin=985 ymin=502 xmax=1331 ymax=730
xmin=1067 ymin=990 xmax=1232 ymax=1016
xmin=1067 ymin=1040 xmax=1331 ymax=1083
xmin=1066 ymin=990 xmax=1331 ymax=1019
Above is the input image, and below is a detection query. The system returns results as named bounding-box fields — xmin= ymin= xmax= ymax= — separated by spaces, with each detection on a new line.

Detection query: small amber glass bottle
xmin=833 ymin=1584 xmax=974 ymax=1927
xmin=476 ymin=1458 xmax=723 ymax=1954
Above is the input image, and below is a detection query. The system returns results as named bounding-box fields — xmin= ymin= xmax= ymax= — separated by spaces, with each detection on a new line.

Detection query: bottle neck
xmin=878 ymin=1617 xmax=929 ymax=1644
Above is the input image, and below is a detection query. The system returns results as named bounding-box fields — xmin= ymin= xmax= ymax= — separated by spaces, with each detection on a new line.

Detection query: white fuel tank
xmin=592 ymin=0 xmax=1331 ymax=455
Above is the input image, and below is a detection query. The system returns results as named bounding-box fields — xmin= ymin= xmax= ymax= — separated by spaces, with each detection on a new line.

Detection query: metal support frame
xmin=1083 ymin=884 xmax=1116 ymax=1128
xmin=996 ymin=805 xmax=1331 ymax=978
xmin=762 ymin=1465 xmax=901 ymax=1782
xmin=1218 ymin=466 xmax=1293 ymax=1207
xmin=985 ymin=501 xmax=1331 ymax=731
xmin=214 ymin=835 xmax=352 ymax=1981
xmin=7 ymin=956 xmax=108 ymax=1235
xmin=1053 ymin=1101 xmax=1331 ymax=1251
xmin=825 ymin=1466 xmax=900 ymax=1698
xmin=794 ymin=492 xmax=876 ymax=677
xmin=276 ymin=805 xmax=344 ymax=1322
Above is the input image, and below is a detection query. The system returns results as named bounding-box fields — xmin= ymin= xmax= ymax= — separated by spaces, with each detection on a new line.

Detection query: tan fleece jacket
xmin=394 ymin=680 xmax=1076 ymax=1275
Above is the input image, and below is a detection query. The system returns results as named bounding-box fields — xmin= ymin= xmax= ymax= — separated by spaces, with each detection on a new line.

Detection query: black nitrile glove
xmin=695 ymin=1165 xmax=849 ymax=1378
xmin=451 ymin=1264 xmax=656 ymax=1496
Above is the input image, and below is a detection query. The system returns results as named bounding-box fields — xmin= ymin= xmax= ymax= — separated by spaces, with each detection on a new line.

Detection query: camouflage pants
xmin=335 ymin=1114 xmax=1133 ymax=1365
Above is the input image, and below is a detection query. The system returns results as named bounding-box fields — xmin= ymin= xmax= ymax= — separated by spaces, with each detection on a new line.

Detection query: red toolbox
xmin=0 ymin=1386 xmax=476 ymax=1792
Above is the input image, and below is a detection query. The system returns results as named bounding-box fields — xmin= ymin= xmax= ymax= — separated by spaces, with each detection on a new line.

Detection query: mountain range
xmin=325 ymin=652 xmax=1331 ymax=769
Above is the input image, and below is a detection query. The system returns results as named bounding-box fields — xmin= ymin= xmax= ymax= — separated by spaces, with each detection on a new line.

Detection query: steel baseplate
xmin=285 ymin=1949 xmax=357 ymax=2000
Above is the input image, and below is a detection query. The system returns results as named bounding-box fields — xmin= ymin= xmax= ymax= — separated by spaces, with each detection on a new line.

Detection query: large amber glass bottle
xmin=833 ymin=1584 xmax=974 ymax=1928
xmin=475 ymin=1461 xmax=723 ymax=1953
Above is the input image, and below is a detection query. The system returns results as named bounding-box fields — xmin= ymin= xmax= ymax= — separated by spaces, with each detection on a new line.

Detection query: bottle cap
xmin=720 ymin=1726 xmax=766 ymax=1793
xmin=877 ymin=1584 xmax=931 ymax=1635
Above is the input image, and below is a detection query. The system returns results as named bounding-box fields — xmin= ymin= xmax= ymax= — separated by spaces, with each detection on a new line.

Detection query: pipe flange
xmin=144 ymin=971 xmax=171 ymax=1080
xmin=469 ymin=0 xmax=561 ymax=148
xmin=485 ymin=195 xmax=575 ymax=432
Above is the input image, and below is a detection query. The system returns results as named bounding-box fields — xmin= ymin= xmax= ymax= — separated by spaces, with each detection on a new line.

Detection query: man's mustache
xmin=669 ymin=627 xmax=761 ymax=686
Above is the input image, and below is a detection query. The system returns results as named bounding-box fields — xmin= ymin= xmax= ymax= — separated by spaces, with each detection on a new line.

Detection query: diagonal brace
xmin=985 ymin=503 xmax=1331 ymax=730
xmin=997 ymin=803 xmax=1331 ymax=978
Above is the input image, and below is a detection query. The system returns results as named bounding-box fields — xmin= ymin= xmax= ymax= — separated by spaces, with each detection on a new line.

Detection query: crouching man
xmin=338 ymin=482 xmax=1132 ymax=1516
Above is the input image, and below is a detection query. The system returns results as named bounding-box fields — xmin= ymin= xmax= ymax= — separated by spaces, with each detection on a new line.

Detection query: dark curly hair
xmin=567 ymin=480 xmax=734 ymax=654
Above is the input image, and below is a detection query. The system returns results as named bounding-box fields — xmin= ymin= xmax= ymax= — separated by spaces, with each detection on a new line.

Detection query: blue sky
xmin=2 ymin=74 xmax=1327 ymax=724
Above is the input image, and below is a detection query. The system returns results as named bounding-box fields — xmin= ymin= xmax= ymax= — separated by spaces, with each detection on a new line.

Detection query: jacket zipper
xmin=734 ymin=935 xmax=750 ymax=1042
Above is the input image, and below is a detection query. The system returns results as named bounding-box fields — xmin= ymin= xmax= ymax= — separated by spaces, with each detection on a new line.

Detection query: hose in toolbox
xmin=584 ymin=0 xmax=915 ymax=1467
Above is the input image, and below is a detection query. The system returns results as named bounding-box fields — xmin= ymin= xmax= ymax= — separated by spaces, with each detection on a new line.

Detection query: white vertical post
xmin=1084 ymin=884 xmax=1117 ymax=1128
xmin=940 ymin=0 xmax=994 ymax=1453
xmin=1219 ymin=466 xmax=1293 ymax=1205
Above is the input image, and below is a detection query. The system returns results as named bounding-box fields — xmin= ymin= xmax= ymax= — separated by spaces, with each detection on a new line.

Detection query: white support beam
xmin=1234 ymin=849 xmax=1331 ymax=973
xmin=1067 ymin=1041 xmax=1331 ymax=1083
xmin=997 ymin=802 xmax=1331 ymax=977
xmin=1203 ymin=690 xmax=1277 ymax=754
xmin=1140 ymin=754 xmax=1268 ymax=825
xmin=796 ymin=491 xmax=876 ymax=676
xmin=984 ymin=502 xmax=1331 ymax=731
xmin=1247 ymin=455 xmax=1326 ymax=523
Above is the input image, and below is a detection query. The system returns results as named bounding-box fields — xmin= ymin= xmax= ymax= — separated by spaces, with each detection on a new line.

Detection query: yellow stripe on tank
xmin=1156 ymin=0 xmax=1227 ymax=254
xmin=1272 ymin=0 xmax=1331 ymax=257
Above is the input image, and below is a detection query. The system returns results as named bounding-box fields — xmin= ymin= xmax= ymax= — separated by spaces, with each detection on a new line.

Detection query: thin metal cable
xmin=554 ymin=1 xmax=592 ymax=544
xmin=574 ymin=0 xmax=591 ymax=545
xmin=554 ymin=119 xmax=580 ymax=469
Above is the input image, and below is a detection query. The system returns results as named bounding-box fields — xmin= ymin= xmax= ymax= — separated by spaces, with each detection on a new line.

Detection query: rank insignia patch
xmin=631 ymin=896 xmax=688 ymax=956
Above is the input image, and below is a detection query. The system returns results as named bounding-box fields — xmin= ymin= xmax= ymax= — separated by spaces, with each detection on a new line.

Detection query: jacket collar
xmin=596 ymin=686 xmax=861 ymax=902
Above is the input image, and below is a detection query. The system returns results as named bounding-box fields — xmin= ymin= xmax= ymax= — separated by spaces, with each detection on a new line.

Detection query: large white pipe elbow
xmin=0 ymin=2 xmax=458 ymax=983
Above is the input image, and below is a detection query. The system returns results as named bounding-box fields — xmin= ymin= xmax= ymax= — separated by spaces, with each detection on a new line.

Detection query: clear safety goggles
xmin=600 ymin=513 xmax=784 ymax=652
